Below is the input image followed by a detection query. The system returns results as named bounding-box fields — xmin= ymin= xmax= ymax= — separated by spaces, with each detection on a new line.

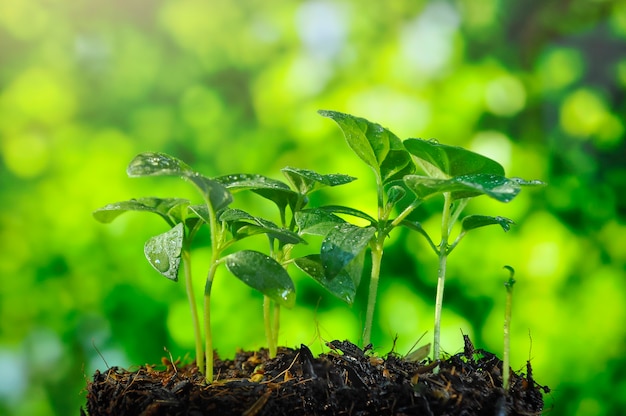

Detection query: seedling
xmin=214 ymin=168 xmax=356 ymax=356
xmin=317 ymin=110 xmax=542 ymax=356
xmin=503 ymin=265 xmax=516 ymax=392
xmin=94 ymin=197 xmax=207 ymax=372
xmin=94 ymin=153 xmax=354 ymax=381
xmin=312 ymin=110 xmax=416 ymax=346
xmin=93 ymin=110 xmax=541 ymax=384
xmin=95 ymin=153 xmax=299 ymax=381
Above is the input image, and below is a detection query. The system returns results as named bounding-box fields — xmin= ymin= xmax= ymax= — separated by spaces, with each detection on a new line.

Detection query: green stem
xmin=204 ymin=261 xmax=219 ymax=383
xmin=202 ymin=200 xmax=222 ymax=383
xmin=390 ymin=199 xmax=421 ymax=228
xmin=503 ymin=268 xmax=516 ymax=392
xmin=433 ymin=192 xmax=452 ymax=361
xmin=264 ymin=296 xmax=277 ymax=358
xmin=363 ymin=241 xmax=384 ymax=346
xmin=433 ymin=250 xmax=448 ymax=361
xmin=182 ymin=249 xmax=204 ymax=373
xmin=273 ymin=303 xmax=281 ymax=355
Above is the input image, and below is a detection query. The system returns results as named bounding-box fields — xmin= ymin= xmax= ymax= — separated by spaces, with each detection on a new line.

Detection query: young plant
xmin=503 ymin=265 xmax=516 ymax=392
xmin=94 ymin=197 xmax=206 ymax=372
xmin=308 ymin=110 xmax=417 ymax=346
xmin=315 ymin=110 xmax=541 ymax=356
xmin=213 ymin=168 xmax=356 ymax=356
xmin=400 ymin=139 xmax=541 ymax=360
xmin=95 ymin=153 xmax=306 ymax=382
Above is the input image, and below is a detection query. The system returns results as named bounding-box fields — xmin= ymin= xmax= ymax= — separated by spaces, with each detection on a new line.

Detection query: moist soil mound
xmin=83 ymin=336 xmax=548 ymax=415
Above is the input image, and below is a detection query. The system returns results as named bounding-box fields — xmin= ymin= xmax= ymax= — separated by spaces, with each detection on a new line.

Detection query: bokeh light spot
xmin=1 ymin=68 xmax=76 ymax=125
xmin=470 ymin=131 xmax=512 ymax=171
xmin=296 ymin=1 xmax=347 ymax=60
xmin=485 ymin=75 xmax=526 ymax=116
xmin=560 ymin=88 xmax=622 ymax=145
xmin=401 ymin=2 xmax=460 ymax=77
xmin=1 ymin=132 xmax=50 ymax=178
xmin=536 ymin=47 xmax=584 ymax=93
xmin=0 ymin=0 xmax=49 ymax=40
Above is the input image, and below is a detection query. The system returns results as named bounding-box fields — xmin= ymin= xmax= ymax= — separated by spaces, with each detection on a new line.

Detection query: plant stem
xmin=503 ymin=267 xmax=516 ymax=393
xmin=263 ymin=296 xmax=277 ymax=358
xmin=390 ymin=199 xmax=421 ymax=228
xmin=203 ymin=261 xmax=219 ymax=383
xmin=182 ymin=249 xmax=204 ymax=373
xmin=363 ymin=241 xmax=384 ymax=346
xmin=203 ymin=201 xmax=221 ymax=383
xmin=433 ymin=250 xmax=448 ymax=361
xmin=433 ymin=192 xmax=452 ymax=361
xmin=272 ymin=304 xmax=280 ymax=355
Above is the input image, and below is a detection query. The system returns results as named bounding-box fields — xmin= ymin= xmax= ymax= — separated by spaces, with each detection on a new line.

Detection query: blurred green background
xmin=1 ymin=0 xmax=625 ymax=414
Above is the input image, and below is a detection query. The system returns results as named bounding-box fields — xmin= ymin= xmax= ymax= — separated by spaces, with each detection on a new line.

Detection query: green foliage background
xmin=1 ymin=1 xmax=625 ymax=414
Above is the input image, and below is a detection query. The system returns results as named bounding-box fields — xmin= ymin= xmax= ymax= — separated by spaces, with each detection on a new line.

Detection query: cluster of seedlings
xmin=94 ymin=110 xmax=542 ymax=387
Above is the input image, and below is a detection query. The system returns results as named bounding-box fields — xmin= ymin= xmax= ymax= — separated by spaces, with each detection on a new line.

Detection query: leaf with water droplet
xmin=186 ymin=174 xmax=233 ymax=212
xmin=380 ymin=134 xmax=416 ymax=183
xmin=143 ymin=223 xmax=183 ymax=281
xmin=321 ymin=223 xmax=376 ymax=279
xmin=462 ymin=215 xmax=514 ymax=232
xmin=313 ymin=205 xmax=376 ymax=224
xmin=319 ymin=110 xmax=396 ymax=181
xmin=220 ymin=208 xmax=305 ymax=244
xmin=294 ymin=255 xmax=357 ymax=304
xmin=511 ymin=178 xmax=546 ymax=187
xmin=404 ymin=139 xmax=504 ymax=179
xmin=454 ymin=174 xmax=521 ymax=201
xmin=127 ymin=152 xmax=193 ymax=177
xmin=215 ymin=173 xmax=298 ymax=212
xmin=281 ymin=167 xmax=356 ymax=195
xmin=93 ymin=197 xmax=189 ymax=226
xmin=295 ymin=209 xmax=345 ymax=236
xmin=223 ymin=250 xmax=296 ymax=308
xmin=404 ymin=174 xmax=522 ymax=202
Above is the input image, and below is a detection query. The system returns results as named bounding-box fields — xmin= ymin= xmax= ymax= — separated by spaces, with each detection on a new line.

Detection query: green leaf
xmin=462 ymin=215 xmax=514 ymax=232
xmin=219 ymin=209 xmax=305 ymax=244
xmin=404 ymin=139 xmax=504 ymax=179
xmin=314 ymin=205 xmax=377 ymax=224
xmin=281 ymin=167 xmax=356 ymax=195
xmin=295 ymin=209 xmax=346 ymax=236
xmin=166 ymin=200 xmax=192 ymax=224
xmin=511 ymin=177 xmax=546 ymax=187
xmin=93 ymin=197 xmax=189 ymax=225
xmin=403 ymin=174 xmax=522 ymax=202
xmin=126 ymin=152 xmax=233 ymax=212
xmin=319 ymin=110 xmax=395 ymax=178
xmin=294 ymin=255 xmax=357 ymax=304
xmin=188 ymin=204 xmax=210 ymax=223
xmin=127 ymin=152 xmax=193 ymax=177
xmin=186 ymin=174 xmax=233 ymax=212
xmin=143 ymin=223 xmax=184 ymax=281
xmin=385 ymin=185 xmax=407 ymax=207
xmin=223 ymin=250 xmax=296 ymax=308
xmin=380 ymin=135 xmax=416 ymax=183
xmin=344 ymin=248 xmax=366 ymax=290
xmin=215 ymin=173 xmax=298 ymax=211
xmin=215 ymin=173 xmax=291 ymax=191
xmin=321 ymin=223 xmax=376 ymax=278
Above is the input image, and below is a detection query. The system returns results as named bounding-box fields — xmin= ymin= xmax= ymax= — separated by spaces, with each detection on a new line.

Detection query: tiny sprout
xmin=503 ymin=265 xmax=516 ymax=393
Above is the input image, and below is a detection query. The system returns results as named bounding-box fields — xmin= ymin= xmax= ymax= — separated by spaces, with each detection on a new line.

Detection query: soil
xmin=83 ymin=336 xmax=548 ymax=416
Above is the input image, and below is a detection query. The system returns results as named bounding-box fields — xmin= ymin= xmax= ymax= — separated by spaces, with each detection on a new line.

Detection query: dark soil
xmin=83 ymin=336 xmax=548 ymax=415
